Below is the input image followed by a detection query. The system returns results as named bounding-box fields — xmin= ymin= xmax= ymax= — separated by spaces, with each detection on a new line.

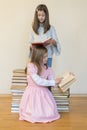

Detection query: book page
xmin=59 ymin=72 xmax=75 ymax=87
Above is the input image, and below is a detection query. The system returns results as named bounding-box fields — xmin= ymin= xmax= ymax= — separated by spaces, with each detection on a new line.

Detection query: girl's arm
xmin=27 ymin=63 xmax=58 ymax=87
xmin=50 ymin=26 xmax=61 ymax=55
xmin=31 ymin=73 xmax=56 ymax=86
xmin=28 ymin=29 xmax=34 ymax=57
xmin=31 ymin=73 xmax=62 ymax=87
xmin=28 ymin=28 xmax=34 ymax=47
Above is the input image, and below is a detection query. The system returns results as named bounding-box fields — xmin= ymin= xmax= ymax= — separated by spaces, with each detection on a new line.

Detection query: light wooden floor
xmin=0 ymin=96 xmax=87 ymax=130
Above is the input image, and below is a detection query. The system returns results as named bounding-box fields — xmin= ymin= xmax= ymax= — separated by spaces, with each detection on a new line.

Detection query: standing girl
xmin=19 ymin=45 xmax=62 ymax=123
xmin=28 ymin=4 xmax=61 ymax=67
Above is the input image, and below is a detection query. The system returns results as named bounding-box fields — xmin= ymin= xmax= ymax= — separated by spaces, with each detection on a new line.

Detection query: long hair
xmin=32 ymin=4 xmax=50 ymax=34
xmin=30 ymin=45 xmax=48 ymax=75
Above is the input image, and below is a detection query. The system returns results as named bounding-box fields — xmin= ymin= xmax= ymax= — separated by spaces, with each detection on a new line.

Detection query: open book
xmin=58 ymin=71 xmax=76 ymax=92
xmin=32 ymin=38 xmax=52 ymax=46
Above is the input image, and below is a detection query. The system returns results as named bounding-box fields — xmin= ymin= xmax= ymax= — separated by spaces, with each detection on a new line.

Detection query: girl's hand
xmin=69 ymin=72 xmax=75 ymax=76
xmin=50 ymin=38 xmax=56 ymax=44
xmin=30 ymin=45 xmax=32 ymax=51
xmin=46 ymin=38 xmax=57 ymax=46
xmin=30 ymin=44 xmax=35 ymax=50
xmin=55 ymin=77 xmax=63 ymax=85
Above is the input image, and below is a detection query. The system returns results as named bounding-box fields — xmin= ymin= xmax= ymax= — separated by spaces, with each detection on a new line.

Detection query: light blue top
xmin=28 ymin=25 xmax=61 ymax=58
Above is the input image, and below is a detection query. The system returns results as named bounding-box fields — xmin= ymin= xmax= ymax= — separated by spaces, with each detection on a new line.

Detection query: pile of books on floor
xmin=11 ymin=69 xmax=70 ymax=113
xmin=51 ymin=87 xmax=70 ymax=112
xmin=11 ymin=69 xmax=27 ymax=113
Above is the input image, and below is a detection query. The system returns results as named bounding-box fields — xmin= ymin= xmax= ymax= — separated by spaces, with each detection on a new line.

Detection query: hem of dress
xmin=19 ymin=114 xmax=60 ymax=123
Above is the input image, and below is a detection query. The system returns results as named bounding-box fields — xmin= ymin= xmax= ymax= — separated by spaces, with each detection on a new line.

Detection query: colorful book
xmin=32 ymin=38 xmax=52 ymax=46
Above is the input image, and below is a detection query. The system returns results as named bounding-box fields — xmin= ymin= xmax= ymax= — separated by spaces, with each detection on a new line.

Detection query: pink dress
xmin=19 ymin=63 xmax=60 ymax=123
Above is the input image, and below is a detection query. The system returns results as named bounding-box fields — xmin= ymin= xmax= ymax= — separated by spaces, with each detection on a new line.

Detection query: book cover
xmin=12 ymin=76 xmax=27 ymax=80
xmin=32 ymin=38 xmax=52 ymax=46
xmin=13 ymin=69 xmax=25 ymax=73
xmin=13 ymin=73 xmax=26 ymax=77
xmin=12 ymin=79 xmax=27 ymax=83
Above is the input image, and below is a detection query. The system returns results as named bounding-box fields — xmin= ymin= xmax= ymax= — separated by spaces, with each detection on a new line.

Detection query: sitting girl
xmin=19 ymin=45 xmax=62 ymax=123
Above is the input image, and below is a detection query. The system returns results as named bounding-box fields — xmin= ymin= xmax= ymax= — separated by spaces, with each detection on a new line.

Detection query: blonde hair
xmin=30 ymin=45 xmax=48 ymax=75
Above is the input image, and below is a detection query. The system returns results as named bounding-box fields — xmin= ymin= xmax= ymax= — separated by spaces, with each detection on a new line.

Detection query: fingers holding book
xmin=55 ymin=77 xmax=63 ymax=85
xmin=45 ymin=38 xmax=56 ymax=47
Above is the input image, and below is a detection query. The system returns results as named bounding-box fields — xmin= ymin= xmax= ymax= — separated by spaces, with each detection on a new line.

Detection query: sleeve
xmin=28 ymin=28 xmax=34 ymax=57
xmin=51 ymin=26 xmax=61 ymax=56
xmin=47 ymin=68 xmax=58 ymax=88
xmin=31 ymin=74 xmax=55 ymax=86
xmin=27 ymin=63 xmax=56 ymax=87
xmin=47 ymin=68 xmax=55 ymax=80
xmin=28 ymin=28 xmax=34 ymax=46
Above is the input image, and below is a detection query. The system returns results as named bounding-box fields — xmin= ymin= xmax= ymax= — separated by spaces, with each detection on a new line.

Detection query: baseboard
xmin=70 ymin=94 xmax=87 ymax=97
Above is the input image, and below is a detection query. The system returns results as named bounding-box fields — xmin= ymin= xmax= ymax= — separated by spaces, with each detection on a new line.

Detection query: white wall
xmin=0 ymin=0 xmax=87 ymax=94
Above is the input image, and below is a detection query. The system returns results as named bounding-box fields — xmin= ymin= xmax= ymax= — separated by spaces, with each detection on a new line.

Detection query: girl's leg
xmin=47 ymin=58 xmax=52 ymax=91
xmin=47 ymin=58 xmax=52 ymax=67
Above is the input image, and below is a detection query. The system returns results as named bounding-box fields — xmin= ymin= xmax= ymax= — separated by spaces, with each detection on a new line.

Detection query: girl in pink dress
xmin=19 ymin=45 xmax=62 ymax=123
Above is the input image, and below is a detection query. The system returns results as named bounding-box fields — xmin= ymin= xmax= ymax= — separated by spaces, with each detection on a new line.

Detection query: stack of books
xmin=11 ymin=69 xmax=27 ymax=112
xmin=12 ymin=69 xmax=27 ymax=86
xmin=51 ymin=87 xmax=70 ymax=112
xmin=11 ymin=69 xmax=71 ymax=113
xmin=51 ymin=71 xmax=75 ymax=112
